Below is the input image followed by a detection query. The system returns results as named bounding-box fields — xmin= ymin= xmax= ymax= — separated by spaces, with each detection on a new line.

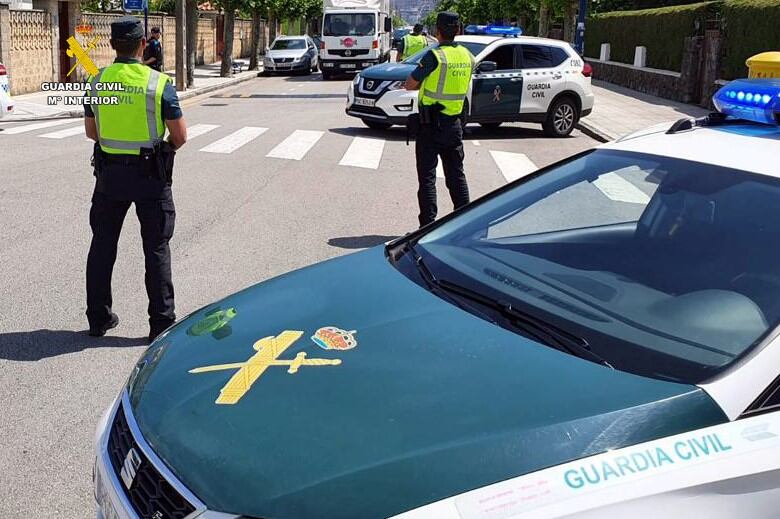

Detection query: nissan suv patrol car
xmin=346 ymin=27 xmax=595 ymax=137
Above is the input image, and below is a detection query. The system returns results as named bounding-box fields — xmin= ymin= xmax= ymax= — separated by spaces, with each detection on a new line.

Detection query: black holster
xmin=155 ymin=141 xmax=176 ymax=185
xmin=91 ymin=142 xmax=103 ymax=177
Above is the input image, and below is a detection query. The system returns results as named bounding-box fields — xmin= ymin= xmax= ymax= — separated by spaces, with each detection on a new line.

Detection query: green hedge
xmin=722 ymin=0 xmax=780 ymax=79
xmin=585 ymin=2 xmax=715 ymax=71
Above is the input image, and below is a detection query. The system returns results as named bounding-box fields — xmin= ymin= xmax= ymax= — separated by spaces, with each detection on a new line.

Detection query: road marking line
xmin=39 ymin=125 xmax=84 ymax=139
xmin=436 ymin=161 xmax=444 ymax=178
xmin=266 ymin=130 xmax=324 ymax=160
xmin=200 ymin=126 xmax=268 ymax=154
xmin=1 ymin=119 xmax=76 ymax=135
xmin=489 ymin=150 xmax=537 ymax=183
xmin=338 ymin=137 xmax=385 ymax=169
xmin=472 ymin=140 xmax=481 ymax=146
xmin=187 ymin=123 xmax=220 ymax=140
xmin=593 ymin=172 xmax=651 ymax=204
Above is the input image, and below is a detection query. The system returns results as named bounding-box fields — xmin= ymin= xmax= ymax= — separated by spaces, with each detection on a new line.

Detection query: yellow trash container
xmin=746 ymin=51 xmax=780 ymax=78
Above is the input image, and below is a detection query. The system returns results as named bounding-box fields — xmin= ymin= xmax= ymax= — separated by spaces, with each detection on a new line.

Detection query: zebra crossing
xmin=1 ymin=119 xmax=539 ymax=182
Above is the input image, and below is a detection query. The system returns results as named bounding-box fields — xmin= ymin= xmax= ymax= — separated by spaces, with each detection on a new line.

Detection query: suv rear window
xmin=550 ymin=47 xmax=569 ymax=66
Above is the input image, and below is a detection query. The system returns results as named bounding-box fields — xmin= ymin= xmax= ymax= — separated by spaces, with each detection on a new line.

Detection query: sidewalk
xmin=578 ymin=80 xmax=711 ymax=142
xmin=3 ymin=62 xmax=259 ymax=122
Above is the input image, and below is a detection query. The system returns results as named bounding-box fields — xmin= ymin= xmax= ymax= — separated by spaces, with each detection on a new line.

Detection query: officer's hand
xmin=165 ymin=117 xmax=187 ymax=150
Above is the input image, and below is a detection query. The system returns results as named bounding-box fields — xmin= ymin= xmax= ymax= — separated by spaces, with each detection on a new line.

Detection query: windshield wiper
xmin=435 ymin=278 xmax=614 ymax=368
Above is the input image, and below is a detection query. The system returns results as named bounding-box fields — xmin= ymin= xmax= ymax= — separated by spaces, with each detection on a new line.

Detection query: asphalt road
xmin=0 ymin=71 xmax=597 ymax=518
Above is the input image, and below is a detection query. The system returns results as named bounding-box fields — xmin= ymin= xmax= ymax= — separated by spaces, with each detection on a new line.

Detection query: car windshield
xmin=403 ymin=42 xmax=487 ymax=64
xmin=323 ymin=13 xmax=375 ymax=37
xmin=271 ymin=39 xmax=306 ymax=50
xmin=403 ymin=149 xmax=780 ymax=384
xmin=393 ymin=29 xmax=410 ymax=38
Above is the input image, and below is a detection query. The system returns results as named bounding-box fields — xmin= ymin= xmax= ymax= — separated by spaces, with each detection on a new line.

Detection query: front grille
xmin=108 ymin=404 xmax=196 ymax=519
xmin=273 ymin=57 xmax=294 ymax=63
xmin=328 ymin=49 xmax=369 ymax=57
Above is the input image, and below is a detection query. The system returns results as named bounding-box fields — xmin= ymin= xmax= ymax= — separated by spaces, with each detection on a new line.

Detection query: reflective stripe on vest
xmin=402 ymin=34 xmax=427 ymax=59
xmin=88 ymin=63 xmax=168 ymax=155
xmin=419 ymin=45 xmax=474 ymax=116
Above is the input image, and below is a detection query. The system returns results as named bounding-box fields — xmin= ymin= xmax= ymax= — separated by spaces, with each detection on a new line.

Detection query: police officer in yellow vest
xmin=84 ymin=16 xmax=187 ymax=341
xmin=404 ymin=12 xmax=473 ymax=227
xmin=396 ymin=23 xmax=428 ymax=62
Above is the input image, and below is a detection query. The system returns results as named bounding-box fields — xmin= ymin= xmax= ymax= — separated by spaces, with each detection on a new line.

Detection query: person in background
xmin=143 ymin=26 xmax=163 ymax=71
xmin=397 ymin=23 xmax=428 ymax=62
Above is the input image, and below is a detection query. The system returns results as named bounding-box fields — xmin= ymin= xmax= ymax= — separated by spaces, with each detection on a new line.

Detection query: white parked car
xmin=0 ymin=62 xmax=14 ymax=118
xmin=346 ymin=27 xmax=595 ymax=136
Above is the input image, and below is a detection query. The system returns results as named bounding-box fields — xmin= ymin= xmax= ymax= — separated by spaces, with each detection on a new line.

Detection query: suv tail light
xmin=372 ymin=40 xmax=379 ymax=49
xmin=0 ymin=64 xmax=7 ymax=76
xmin=320 ymin=41 xmax=325 ymax=50
xmin=582 ymin=62 xmax=593 ymax=78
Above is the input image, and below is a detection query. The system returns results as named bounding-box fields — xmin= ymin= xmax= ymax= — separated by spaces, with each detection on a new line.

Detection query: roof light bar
xmin=713 ymin=78 xmax=780 ymax=126
xmin=464 ymin=25 xmax=522 ymax=37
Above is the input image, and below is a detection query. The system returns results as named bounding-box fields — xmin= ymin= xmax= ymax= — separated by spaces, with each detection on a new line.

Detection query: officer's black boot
xmin=88 ymin=313 xmax=119 ymax=337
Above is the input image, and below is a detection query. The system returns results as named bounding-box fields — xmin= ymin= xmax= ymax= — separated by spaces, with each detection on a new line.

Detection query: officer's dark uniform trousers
xmin=86 ymin=159 xmax=176 ymax=330
xmin=415 ymin=112 xmax=470 ymax=227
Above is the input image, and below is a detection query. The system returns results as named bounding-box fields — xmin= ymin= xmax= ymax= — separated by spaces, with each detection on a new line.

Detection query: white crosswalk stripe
xmin=200 ymin=126 xmax=268 ymax=154
xmin=266 ymin=130 xmax=324 ymax=160
xmin=436 ymin=161 xmax=444 ymax=178
xmin=489 ymin=150 xmax=538 ymax=183
xmin=593 ymin=172 xmax=651 ymax=204
xmin=39 ymin=125 xmax=84 ymax=139
xmin=1 ymin=119 xmax=76 ymax=135
xmin=187 ymin=124 xmax=220 ymax=140
xmin=338 ymin=136 xmax=385 ymax=169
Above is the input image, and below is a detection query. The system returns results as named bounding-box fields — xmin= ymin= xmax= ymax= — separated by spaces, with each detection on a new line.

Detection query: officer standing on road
xmin=404 ymin=12 xmax=474 ymax=227
xmin=396 ymin=23 xmax=428 ymax=62
xmin=84 ymin=16 xmax=187 ymax=341
xmin=143 ymin=26 xmax=163 ymax=71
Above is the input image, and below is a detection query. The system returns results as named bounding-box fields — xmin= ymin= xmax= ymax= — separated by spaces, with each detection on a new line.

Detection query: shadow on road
xmin=329 ymin=126 xmax=409 ymax=142
xmin=0 ymin=330 xmax=147 ymax=362
xmin=328 ymin=235 xmax=397 ymax=249
xmin=330 ymin=123 xmax=554 ymax=142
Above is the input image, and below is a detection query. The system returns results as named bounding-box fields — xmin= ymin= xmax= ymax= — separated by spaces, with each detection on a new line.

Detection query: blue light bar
xmin=713 ymin=78 xmax=780 ymax=125
xmin=464 ymin=25 xmax=522 ymax=36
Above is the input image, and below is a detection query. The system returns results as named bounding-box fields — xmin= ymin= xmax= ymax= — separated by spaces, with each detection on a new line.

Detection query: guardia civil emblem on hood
xmin=312 ymin=326 xmax=358 ymax=350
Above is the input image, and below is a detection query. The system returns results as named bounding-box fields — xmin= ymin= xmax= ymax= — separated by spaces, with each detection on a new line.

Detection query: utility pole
xmin=175 ymin=0 xmax=186 ymax=91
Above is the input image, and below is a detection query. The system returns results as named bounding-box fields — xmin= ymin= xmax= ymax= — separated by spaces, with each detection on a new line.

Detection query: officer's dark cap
xmin=111 ymin=16 xmax=144 ymax=41
xmin=436 ymin=12 xmax=459 ymax=29
xmin=413 ymin=23 xmax=424 ymax=33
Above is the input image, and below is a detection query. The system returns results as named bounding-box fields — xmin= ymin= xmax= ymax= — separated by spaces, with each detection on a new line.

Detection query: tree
xmin=186 ymin=0 xmax=198 ymax=86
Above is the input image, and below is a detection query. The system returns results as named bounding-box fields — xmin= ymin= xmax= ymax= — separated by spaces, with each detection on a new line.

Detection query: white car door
xmin=519 ymin=43 xmax=569 ymax=116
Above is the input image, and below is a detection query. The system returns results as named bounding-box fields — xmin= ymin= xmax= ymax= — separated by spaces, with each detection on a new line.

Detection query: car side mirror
xmin=477 ymin=61 xmax=497 ymax=73
xmin=384 ymin=18 xmax=392 ymax=33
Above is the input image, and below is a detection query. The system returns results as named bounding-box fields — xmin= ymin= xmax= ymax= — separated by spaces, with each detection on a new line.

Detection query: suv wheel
xmin=543 ymin=97 xmax=578 ymax=137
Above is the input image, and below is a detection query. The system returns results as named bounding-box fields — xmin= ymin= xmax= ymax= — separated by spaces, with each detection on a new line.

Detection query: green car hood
xmin=128 ymin=247 xmax=726 ymax=519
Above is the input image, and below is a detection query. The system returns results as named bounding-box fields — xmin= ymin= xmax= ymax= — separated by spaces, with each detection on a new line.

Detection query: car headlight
xmin=388 ymin=81 xmax=405 ymax=91
xmin=264 ymin=57 xmax=273 ymax=64
xmin=353 ymin=73 xmax=361 ymax=85
xmin=293 ymin=56 xmax=303 ymax=62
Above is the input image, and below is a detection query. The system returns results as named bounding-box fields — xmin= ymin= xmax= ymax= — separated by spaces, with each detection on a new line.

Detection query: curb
xmin=576 ymin=119 xmax=615 ymax=143
xmin=1 ymin=71 xmax=259 ymax=123
xmin=178 ymin=71 xmax=259 ymax=101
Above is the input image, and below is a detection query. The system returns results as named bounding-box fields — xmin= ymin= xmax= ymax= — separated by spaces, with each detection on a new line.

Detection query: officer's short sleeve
xmin=161 ymin=80 xmax=182 ymax=120
xmin=410 ymin=49 xmax=437 ymax=82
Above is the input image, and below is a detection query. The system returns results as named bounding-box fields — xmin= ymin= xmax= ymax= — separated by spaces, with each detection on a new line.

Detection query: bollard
xmin=600 ymin=43 xmax=611 ymax=62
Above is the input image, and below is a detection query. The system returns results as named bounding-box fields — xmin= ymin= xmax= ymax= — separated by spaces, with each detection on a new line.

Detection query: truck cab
xmin=320 ymin=0 xmax=392 ymax=80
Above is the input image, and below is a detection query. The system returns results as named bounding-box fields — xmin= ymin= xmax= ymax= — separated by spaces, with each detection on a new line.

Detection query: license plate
xmin=341 ymin=64 xmax=356 ymax=69
xmin=354 ymin=97 xmax=375 ymax=107
xmin=276 ymin=64 xmax=290 ymax=68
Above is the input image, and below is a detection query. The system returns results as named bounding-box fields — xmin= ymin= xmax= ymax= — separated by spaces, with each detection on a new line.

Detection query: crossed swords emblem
xmin=189 ymin=330 xmax=342 ymax=405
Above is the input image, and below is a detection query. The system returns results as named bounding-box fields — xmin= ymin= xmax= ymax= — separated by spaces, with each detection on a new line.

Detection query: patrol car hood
xmin=128 ymin=247 xmax=726 ymax=519
xmin=360 ymin=61 xmax=416 ymax=81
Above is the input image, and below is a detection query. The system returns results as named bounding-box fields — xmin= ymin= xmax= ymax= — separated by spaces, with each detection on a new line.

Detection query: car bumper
xmin=263 ymin=61 xmax=310 ymax=72
xmin=0 ymin=89 xmax=14 ymax=118
xmin=322 ymin=59 xmax=380 ymax=73
xmin=346 ymin=84 xmax=417 ymax=125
